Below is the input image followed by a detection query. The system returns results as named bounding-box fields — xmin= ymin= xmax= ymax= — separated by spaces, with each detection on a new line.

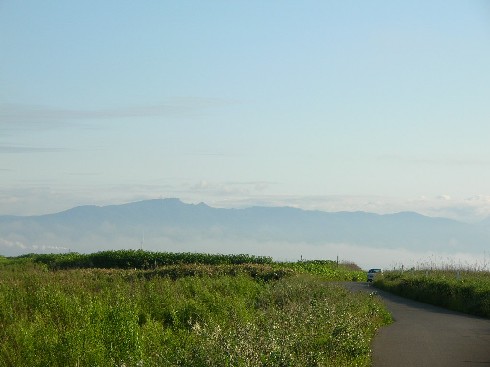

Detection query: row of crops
xmin=17 ymin=250 xmax=273 ymax=270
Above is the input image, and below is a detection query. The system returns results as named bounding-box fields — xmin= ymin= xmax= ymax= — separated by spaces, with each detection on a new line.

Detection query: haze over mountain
xmin=1 ymin=198 xmax=489 ymax=269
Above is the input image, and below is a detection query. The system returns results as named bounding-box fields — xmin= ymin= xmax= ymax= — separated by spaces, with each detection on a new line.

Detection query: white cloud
xmin=143 ymin=239 xmax=489 ymax=272
xmin=0 ymin=98 xmax=236 ymax=125
xmin=187 ymin=181 xmax=275 ymax=202
xmin=0 ymin=238 xmax=27 ymax=250
xmin=378 ymin=154 xmax=490 ymax=167
xmin=0 ymin=145 xmax=68 ymax=154
xmin=0 ymin=238 xmax=71 ymax=257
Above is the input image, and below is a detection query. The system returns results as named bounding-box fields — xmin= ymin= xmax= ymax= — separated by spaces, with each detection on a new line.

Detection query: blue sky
xmin=1 ymin=1 xmax=490 ymax=221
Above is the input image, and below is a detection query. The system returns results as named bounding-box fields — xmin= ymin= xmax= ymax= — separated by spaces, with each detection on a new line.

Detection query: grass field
xmin=0 ymin=251 xmax=390 ymax=367
xmin=374 ymin=268 xmax=490 ymax=318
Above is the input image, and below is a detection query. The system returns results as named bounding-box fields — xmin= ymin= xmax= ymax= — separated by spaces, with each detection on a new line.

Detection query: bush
xmin=374 ymin=270 xmax=490 ymax=318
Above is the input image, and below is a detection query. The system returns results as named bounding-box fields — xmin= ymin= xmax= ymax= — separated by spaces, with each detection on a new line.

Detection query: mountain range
xmin=1 ymin=198 xmax=489 ymax=266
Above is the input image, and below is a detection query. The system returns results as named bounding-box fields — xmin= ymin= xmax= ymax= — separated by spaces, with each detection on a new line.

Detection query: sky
xmin=1 ymin=1 xmax=490 ymax=222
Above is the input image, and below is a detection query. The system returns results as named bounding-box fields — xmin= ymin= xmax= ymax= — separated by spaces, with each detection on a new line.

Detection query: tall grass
xmin=374 ymin=268 xmax=490 ymax=318
xmin=0 ymin=258 xmax=390 ymax=366
xmin=280 ymin=260 xmax=365 ymax=281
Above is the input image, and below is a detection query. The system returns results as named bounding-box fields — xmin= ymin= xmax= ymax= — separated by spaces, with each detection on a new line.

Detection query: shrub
xmin=375 ymin=269 xmax=490 ymax=318
xmin=0 ymin=260 xmax=390 ymax=366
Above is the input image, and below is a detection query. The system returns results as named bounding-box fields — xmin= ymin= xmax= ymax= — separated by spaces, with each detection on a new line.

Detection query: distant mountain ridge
xmin=1 ymin=198 xmax=488 ymax=258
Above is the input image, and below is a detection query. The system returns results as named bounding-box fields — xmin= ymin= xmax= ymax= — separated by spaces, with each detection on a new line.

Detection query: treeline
xmin=17 ymin=250 xmax=273 ymax=270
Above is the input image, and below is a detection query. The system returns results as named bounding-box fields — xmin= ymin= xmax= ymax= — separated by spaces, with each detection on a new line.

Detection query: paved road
xmin=345 ymin=282 xmax=490 ymax=367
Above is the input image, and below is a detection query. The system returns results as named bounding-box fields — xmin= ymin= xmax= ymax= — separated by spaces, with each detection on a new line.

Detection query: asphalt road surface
xmin=345 ymin=282 xmax=490 ymax=367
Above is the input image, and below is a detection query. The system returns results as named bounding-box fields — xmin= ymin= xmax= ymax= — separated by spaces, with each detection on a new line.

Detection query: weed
xmin=375 ymin=268 xmax=490 ymax=318
xmin=0 ymin=254 xmax=389 ymax=366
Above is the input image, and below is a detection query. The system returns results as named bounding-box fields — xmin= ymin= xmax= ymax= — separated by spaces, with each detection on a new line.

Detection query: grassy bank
xmin=374 ymin=269 xmax=490 ymax=318
xmin=0 ymin=252 xmax=390 ymax=366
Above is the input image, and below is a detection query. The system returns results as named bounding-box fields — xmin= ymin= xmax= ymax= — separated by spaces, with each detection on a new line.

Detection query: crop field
xmin=0 ymin=251 xmax=390 ymax=367
xmin=374 ymin=268 xmax=490 ymax=318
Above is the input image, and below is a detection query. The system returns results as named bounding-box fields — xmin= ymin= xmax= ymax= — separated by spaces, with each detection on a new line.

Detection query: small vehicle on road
xmin=367 ymin=268 xmax=382 ymax=282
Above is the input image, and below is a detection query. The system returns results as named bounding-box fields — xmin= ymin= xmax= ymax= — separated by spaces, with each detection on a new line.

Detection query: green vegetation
xmin=0 ymin=251 xmax=391 ymax=366
xmin=374 ymin=269 xmax=490 ymax=318
xmin=282 ymin=260 xmax=365 ymax=281
xmin=20 ymin=250 xmax=365 ymax=281
xmin=21 ymin=250 xmax=273 ymax=270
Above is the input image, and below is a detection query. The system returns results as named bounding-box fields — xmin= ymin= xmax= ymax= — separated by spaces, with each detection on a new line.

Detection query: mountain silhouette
xmin=1 ymin=198 xmax=488 ymax=260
